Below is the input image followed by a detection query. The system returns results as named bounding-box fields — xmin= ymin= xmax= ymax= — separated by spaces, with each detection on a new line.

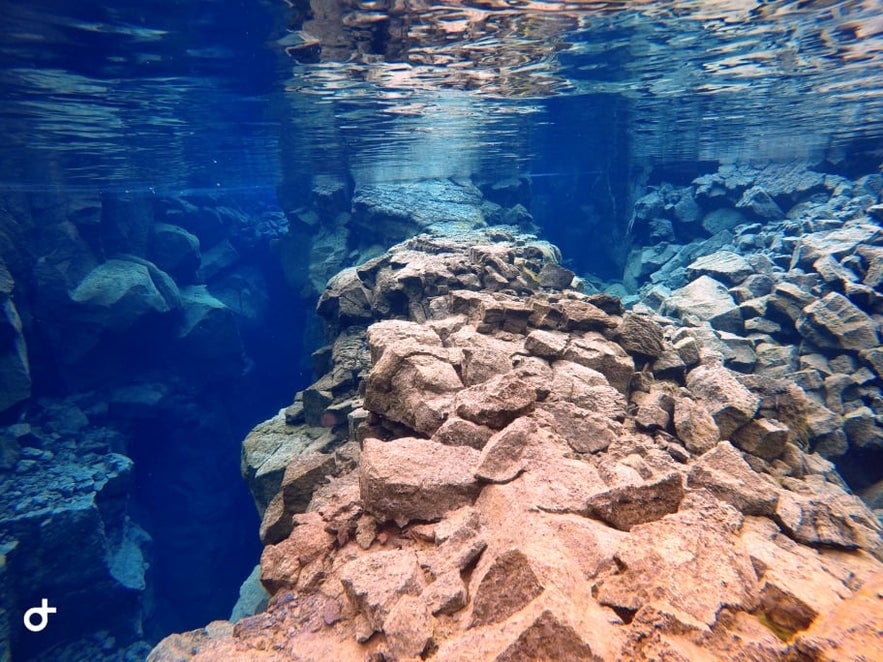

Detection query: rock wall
xmin=0 ymin=190 xmax=301 ymax=658
xmin=149 ymin=182 xmax=883 ymax=661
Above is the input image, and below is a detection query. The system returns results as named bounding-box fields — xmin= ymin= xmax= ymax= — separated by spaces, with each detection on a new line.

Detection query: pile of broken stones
xmin=149 ymin=221 xmax=882 ymax=661
xmin=619 ymin=162 xmax=883 ymax=498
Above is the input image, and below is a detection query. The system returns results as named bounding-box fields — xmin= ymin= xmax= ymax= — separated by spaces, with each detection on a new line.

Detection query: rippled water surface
xmin=1 ymin=0 xmax=882 ymax=190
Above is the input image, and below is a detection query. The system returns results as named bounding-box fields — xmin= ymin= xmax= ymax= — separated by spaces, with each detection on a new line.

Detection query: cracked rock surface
xmin=150 ymin=222 xmax=882 ymax=662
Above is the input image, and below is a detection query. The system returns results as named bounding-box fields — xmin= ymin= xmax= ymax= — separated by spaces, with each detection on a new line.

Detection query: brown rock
xmin=775 ymin=488 xmax=860 ymax=550
xmin=496 ymin=609 xmax=602 ymax=662
xmin=360 ymin=437 xmax=481 ymax=525
xmin=585 ymin=472 xmax=684 ymax=531
xmin=365 ymin=349 xmax=462 ymax=435
xmin=524 ymin=328 xmax=568 ymax=359
xmin=550 ymin=360 xmax=627 ymax=420
xmin=461 ymin=345 xmax=514 ymax=386
xmin=422 ymin=571 xmax=468 ymax=616
xmin=454 ymin=371 xmax=537 ymax=429
xmin=688 ymin=441 xmax=780 ymax=516
xmin=340 ymin=549 xmax=427 ymax=633
xmin=431 ymin=416 xmax=494 ymax=450
xmin=561 ymin=334 xmax=634 ymax=394
xmin=797 ymin=292 xmax=880 ymax=351
xmin=363 ymin=319 xmax=464 ymax=435
xmin=259 ymin=492 xmax=292 ymax=545
xmin=558 ymin=297 xmax=616 ymax=331
xmin=260 ymin=512 xmax=335 ymax=596
xmin=686 ymin=362 xmax=760 ymax=439
xmin=614 ymin=312 xmax=666 ymax=359
xmin=596 ymin=494 xmax=758 ymax=629
xmin=475 ymin=416 xmax=537 ymax=483
xmin=383 ymin=594 xmax=433 ymax=659
xmin=732 ymin=418 xmax=790 ymax=461
xmin=631 ymin=387 xmax=675 ymax=432
xmin=538 ymin=400 xmax=621 ymax=454
xmin=673 ymin=395 xmax=720 ymax=454
xmin=767 ymin=281 xmax=815 ymax=323
xmin=469 ymin=548 xmax=544 ymax=627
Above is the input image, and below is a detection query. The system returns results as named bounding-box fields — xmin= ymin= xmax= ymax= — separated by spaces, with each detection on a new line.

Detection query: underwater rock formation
xmin=149 ymin=209 xmax=883 ymax=660
xmin=622 ymin=163 xmax=883 ymax=499
xmin=0 ymin=190 xmax=297 ymax=658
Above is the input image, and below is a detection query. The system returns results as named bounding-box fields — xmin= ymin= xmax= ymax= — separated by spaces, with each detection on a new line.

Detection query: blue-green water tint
xmin=0 ymin=0 xmax=882 ymax=658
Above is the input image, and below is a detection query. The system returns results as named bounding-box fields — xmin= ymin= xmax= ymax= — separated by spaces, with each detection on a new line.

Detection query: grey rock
xmin=317 ymin=267 xmax=374 ymax=325
xmin=702 ymin=208 xmax=747 ymax=234
xmin=766 ymin=281 xmax=815 ymax=324
xmin=177 ymin=286 xmax=242 ymax=361
xmin=0 ymin=296 xmax=30 ymax=413
xmin=196 ymin=238 xmax=239 ymax=281
xmin=686 ymin=250 xmax=754 ymax=285
xmin=70 ymin=258 xmax=180 ymax=332
xmin=736 ymin=185 xmax=785 ymax=221
xmin=149 ymin=223 xmax=200 ymax=281
xmin=791 ymin=223 xmax=883 ymax=268
xmin=843 ymin=407 xmax=883 ymax=450
xmin=664 ymin=275 xmax=743 ymax=333
xmin=351 ymin=179 xmax=485 ymax=244
xmin=797 ymin=292 xmax=879 ymax=351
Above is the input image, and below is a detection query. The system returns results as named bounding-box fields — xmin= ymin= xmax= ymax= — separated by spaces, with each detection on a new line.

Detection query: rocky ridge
xmin=149 ymin=220 xmax=883 ymax=661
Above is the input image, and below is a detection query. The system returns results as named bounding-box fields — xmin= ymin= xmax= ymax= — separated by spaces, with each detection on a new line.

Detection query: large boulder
xmin=360 ymin=437 xmax=481 ymax=525
xmin=663 ymin=275 xmax=743 ymax=333
xmin=685 ymin=250 xmax=754 ymax=285
xmin=797 ymin=292 xmax=879 ymax=351
xmin=149 ymin=223 xmax=200 ymax=282
xmin=69 ymin=258 xmax=180 ymax=332
xmin=686 ymin=363 xmax=760 ymax=439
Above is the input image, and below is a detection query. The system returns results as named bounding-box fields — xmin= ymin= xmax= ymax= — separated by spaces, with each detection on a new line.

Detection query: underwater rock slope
xmin=150 ymin=222 xmax=883 ymax=661
xmin=621 ymin=163 xmax=883 ymax=497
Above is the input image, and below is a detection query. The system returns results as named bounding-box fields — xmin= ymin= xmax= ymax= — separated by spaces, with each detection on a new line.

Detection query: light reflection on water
xmin=0 ymin=0 xmax=881 ymax=191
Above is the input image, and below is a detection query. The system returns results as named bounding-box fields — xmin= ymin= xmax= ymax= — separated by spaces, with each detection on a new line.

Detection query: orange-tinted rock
xmin=360 ymin=437 xmax=481 ymax=525
xmin=339 ymin=549 xmax=426 ymax=633
xmin=469 ymin=548 xmax=544 ymax=627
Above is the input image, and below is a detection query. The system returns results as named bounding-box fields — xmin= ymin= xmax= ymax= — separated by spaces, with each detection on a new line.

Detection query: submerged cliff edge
xmin=149 ymin=179 xmax=883 ymax=661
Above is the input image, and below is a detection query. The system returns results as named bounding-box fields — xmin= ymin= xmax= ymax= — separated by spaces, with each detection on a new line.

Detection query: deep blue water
xmin=1 ymin=0 xmax=882 ymax=659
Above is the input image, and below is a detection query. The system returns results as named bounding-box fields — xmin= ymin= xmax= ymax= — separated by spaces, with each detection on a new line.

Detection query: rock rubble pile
xmin=150 ymin=222 xmax=883 ymax=661
xmin=621 ymin=162 xmax=883 ymax=500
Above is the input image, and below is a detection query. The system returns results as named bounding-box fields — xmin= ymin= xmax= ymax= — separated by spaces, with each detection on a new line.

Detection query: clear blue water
xmin=1 ymin=0 xmax=882 ymax=659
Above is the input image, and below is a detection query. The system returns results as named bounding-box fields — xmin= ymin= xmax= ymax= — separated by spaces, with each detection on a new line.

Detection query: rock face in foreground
xmin=150 ymin=227 xmax=882 ymax=661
